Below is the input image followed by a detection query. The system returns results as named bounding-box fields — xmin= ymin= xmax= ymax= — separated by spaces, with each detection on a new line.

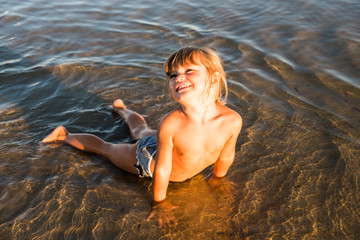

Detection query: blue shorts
xmin=135 ymin=134 xmax=156 ymax=178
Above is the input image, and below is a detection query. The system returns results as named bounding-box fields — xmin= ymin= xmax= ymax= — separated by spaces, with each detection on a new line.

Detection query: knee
xmin=132 ymin=125 xmax=150 ymax=139
xmin=133 ymin=127 xmax=156 ymax=139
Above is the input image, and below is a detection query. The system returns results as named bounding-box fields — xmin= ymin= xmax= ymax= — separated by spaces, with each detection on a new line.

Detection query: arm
xmin=147 ymin=117 xmax=178 ymax=227
xmin=208 ymin=114 xmax=242 ymax=195
xmin=152 ymin=123 xmax=173 ymax=202
xmin=213 ymin=114 xmax=242 ymax=178
xmin=153 ymin=119 xmax=173 ymax=203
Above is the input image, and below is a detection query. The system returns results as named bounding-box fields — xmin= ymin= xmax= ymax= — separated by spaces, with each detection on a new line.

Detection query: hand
xmin=207 ymin=174 xmax=237 ymax=197
xmin=147 ymin=200 xmax=178 ymax=228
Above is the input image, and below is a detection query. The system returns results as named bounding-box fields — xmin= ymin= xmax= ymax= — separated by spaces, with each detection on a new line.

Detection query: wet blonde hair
xmin=164 ymin=46 xmax=228 ymax=104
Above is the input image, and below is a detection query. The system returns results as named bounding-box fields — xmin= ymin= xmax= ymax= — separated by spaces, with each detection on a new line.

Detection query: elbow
xmin=213 ymin=171 xmax=228 ymax=178
xmin=154 ymin=165 xmax=171 ymax=180
xmin=213 ymin=158 xmax=234 ymax=177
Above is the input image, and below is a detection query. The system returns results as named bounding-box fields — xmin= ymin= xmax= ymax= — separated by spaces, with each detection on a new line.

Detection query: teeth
xmin=177 ymin=84 xmax=190 ymax=91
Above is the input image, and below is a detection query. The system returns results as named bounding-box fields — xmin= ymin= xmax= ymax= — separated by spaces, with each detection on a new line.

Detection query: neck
xmin=180 ymin=101 xmax=218 ymax=123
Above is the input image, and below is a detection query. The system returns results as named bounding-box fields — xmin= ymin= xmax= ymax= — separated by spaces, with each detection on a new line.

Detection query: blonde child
xmin=42 ymin=46 xmax=242 ymax=227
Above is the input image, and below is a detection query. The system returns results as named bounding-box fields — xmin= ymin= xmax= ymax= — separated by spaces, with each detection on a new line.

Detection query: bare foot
xmin=112 ymin=99 xmax=126 ymax=115
xmin=42 ymin=126 xmax=68 ymax=143
xmin=113 ymin=99 xmax=126 ymax=109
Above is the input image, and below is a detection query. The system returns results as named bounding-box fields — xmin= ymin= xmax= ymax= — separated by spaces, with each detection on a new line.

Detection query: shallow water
xmin=1 ymin=0 xmax=359 ymax=239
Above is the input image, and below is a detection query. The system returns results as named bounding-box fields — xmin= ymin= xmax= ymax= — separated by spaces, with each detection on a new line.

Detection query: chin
xmin=171 ymin=92 xmax=186 ymax=102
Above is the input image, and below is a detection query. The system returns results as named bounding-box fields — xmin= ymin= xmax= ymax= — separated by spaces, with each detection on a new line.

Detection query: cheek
xmin=168 ymin=82 xmax=175 ymax=92
xmin=168 ymin=84 xmax=177 ymax=98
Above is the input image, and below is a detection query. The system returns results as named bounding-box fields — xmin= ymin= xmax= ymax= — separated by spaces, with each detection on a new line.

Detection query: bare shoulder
xmin=217 ymin=104 xmax=242 ymax=131
xmin=160 ymin=107 xmax=182 ymax=125
xmin=158 ymin=107 xmax=183 ymax=134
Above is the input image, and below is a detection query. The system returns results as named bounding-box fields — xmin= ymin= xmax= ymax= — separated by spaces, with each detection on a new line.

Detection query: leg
xmin=42 ymin=126 xmax=139 ymax=174
xmin=112 ymin=99 xmax=156 ymax=139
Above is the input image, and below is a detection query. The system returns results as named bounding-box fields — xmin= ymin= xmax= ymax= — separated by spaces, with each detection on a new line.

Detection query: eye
xmin=170 ymin=73 xmax=177 ymax=79
xmin=186 ymin=69 xmax=194 ymax=74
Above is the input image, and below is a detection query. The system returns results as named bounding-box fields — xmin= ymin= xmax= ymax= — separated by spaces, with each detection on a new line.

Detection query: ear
xmin=211 ymin=71 xmax=220 ymax=85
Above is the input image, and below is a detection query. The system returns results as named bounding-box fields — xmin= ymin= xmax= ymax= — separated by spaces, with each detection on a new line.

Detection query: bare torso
xmin=151 ymin=103 xmax=241 ymax=182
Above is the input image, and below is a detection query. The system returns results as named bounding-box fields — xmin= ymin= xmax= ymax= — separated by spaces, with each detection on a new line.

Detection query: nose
xmin=175 ymin=73 xmax=185 ymax=82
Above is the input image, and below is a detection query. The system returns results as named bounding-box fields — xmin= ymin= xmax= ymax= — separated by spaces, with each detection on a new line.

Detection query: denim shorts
xmin=135 ymin=134 xmax=156 ymax=178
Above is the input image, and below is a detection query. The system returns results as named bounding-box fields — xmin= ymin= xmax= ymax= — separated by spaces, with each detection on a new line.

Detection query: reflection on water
xmin=1 ymin=0 xmax=359 ymax=239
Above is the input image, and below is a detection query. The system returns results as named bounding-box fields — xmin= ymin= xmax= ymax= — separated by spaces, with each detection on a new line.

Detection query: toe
xmin=113 ymin=99 xmax=126 ymax=109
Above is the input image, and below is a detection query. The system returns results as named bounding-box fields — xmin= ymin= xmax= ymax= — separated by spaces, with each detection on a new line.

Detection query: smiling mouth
xmin=176 ymin=84 xmax=191 ymax=92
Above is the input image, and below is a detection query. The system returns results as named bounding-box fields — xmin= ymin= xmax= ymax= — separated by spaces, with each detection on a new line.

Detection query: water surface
xmin=1 ymin=0 xmax=359 ymax=239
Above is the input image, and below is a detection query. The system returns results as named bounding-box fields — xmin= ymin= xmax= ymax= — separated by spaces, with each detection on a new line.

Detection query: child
xmin=42 ymin=46 xmax=242 ymax=227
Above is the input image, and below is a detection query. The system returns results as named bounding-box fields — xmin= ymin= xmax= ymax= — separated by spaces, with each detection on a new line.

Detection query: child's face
xmin=168 ymin=63 xmax=210 ymax=104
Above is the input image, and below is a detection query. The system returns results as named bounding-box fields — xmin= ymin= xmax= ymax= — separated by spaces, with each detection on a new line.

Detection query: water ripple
xmin=1 ymin=0 xmax=360 ymax=239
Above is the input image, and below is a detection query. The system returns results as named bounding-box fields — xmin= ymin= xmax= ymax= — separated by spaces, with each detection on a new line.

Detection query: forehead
xmin=172 ymin=63 xmax=204 ymax=72
xmin=166 ymin=51 xmax=205 ymax=72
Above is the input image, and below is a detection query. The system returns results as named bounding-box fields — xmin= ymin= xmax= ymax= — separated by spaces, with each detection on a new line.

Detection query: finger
xmin=147 ymin=212 xmax=155 ymax=222
xmin=170 ymin=205 xmax=179 ymax=210
xmin=229 ymin=181 xmax=238 ymax=190
xmin=158 ymin=218 xmax=163 ymax=228
xmin=220 ymin=185 xmax=231 ymax=195
xmin=164 ymin=216 xmax=173 ymax=228
xmin=227 ymin=185 xmax=234 ymax=194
